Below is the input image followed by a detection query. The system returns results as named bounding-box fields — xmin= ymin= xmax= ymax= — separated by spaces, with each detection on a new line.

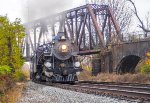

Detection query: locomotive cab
xmin=30 ymin=32 xmax=82 ymax=83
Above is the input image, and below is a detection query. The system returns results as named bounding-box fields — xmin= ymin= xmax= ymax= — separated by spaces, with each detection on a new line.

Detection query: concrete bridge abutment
xmin=94 ymin=40 xmax=150 ymax=74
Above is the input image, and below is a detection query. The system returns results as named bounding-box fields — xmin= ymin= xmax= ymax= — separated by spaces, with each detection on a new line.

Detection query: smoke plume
xmin=23 ymin=0 xmax=74 ymax=22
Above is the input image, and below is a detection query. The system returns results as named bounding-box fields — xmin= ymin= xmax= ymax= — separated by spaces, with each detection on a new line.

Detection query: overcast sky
xmin=0 ymin=0 xmax=149 ymax=31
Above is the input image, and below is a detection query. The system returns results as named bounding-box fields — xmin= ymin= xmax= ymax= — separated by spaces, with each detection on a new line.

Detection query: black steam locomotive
xmin=30 ymin=32 xmax=82 ymax=83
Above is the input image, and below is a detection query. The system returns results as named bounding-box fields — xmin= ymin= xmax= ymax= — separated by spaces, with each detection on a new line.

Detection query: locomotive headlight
xmin=44 ymin=61 xmax=52 ymax=68
xmin=62 ymin=45 xmax=67 ymax=50
xmin=60 ymin=44 xmax=68 ymax=52
xmin=74 ymin=62 xmax=80 ymax=67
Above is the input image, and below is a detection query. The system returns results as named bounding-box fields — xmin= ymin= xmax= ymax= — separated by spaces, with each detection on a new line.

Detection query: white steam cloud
xmin=23 ymin=0 xmax=75 ymax=22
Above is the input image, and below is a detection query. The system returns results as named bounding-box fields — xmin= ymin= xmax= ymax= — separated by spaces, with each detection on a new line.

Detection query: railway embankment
xmin=18 ymin=81 xmax=136 ymax=103
xmin=1 ymin=64 xmax=150 ymax=103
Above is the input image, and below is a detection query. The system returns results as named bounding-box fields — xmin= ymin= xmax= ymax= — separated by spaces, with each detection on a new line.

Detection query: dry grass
xmin=0 ymin=67 xmax=30 ymax=103
xmin=21 ymin=63 xmax=30 ymax=81
xmin=78 ymin=70 xmax=92 ymax=81
xmin=0 ymin=82 xmax=26 ymax=103
xmin=78 ymin=70 xmax=150 ymax=84
xmin=21 ymin=69 xmax=30 ymax=81
xmin=0 ymin=76 xmax=14 ymax=95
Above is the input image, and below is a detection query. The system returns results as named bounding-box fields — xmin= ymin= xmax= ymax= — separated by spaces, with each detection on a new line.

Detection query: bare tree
xmin=145 ymin=12 xmax=150 ymax=31
xmin=127 ymin=0 xmax=150 ymax=37
xmin=85 ymin=0 xmax=133 ymax=35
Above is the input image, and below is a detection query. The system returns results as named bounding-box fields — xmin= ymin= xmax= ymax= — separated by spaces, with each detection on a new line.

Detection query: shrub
xmin=22 ymin=69 xmax=30 ymax=80
xmin=0 ymin=16 xmax=25 ymax=70
xmin=140 ymin=64 xmax=150 ymax=74
xmin=138 ymin=52 xmax=150 ymax=74
xmin=0 ymin=65 xmax=12 ymax=76
xmin=13 ymin=70 xmax=26 ymax=82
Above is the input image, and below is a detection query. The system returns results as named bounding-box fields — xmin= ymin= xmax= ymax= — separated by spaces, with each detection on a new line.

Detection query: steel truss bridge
xmin=23 ymin=4 xmax=121 ymax=58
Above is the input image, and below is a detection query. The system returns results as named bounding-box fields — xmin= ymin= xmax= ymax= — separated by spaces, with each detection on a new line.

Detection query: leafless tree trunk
xmin=127 ymin=0 xmax=150 ymax=37
xmin=85 ymin=0 xmax=133 ymax=35
xmin=145 ymin=12 xmax=150 ymax=31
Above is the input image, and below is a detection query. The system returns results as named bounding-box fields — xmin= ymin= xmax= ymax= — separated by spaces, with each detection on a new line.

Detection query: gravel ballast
xmin=18 ymin=81 xmax=137 ymax=103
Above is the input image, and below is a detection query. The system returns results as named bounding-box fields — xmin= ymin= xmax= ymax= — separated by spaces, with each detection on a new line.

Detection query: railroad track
xmin=35 ymin=81 xmax=150 ymax=102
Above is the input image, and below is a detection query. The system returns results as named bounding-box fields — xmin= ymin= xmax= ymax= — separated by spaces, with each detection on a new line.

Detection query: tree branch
xmin=127 ymin=0 xmax=150 ymax=34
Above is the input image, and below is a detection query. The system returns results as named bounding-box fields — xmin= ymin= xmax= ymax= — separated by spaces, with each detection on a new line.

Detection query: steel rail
xmin=33 ymin=80 xmax=150 ymax=102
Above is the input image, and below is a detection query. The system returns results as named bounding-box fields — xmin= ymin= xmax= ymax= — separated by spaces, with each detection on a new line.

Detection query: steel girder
xmin=23 ymin=4 xmax=121 ymax=58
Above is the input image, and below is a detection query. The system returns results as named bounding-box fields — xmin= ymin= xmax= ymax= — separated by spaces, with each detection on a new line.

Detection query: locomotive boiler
xmin=30 ymin=32 xmax=82 ymax=83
